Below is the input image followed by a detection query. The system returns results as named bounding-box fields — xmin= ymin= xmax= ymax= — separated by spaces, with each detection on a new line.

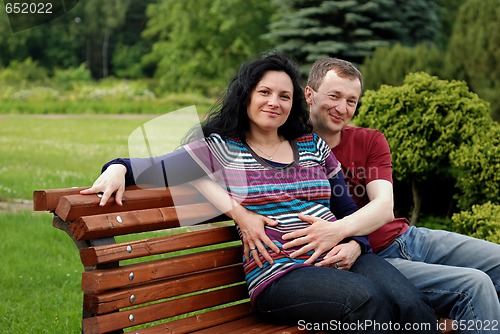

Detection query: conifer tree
xmin=267 ymin=0 xmax=440 ymax=70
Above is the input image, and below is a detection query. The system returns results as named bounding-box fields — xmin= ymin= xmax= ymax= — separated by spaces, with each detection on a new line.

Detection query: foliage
xmin=451 ymin=202 xmax=500 ymax=244
xmin=0 ymin=64 xmax=214 ymax=114
xmin=0 ymin=58 xmax=48 ymax=85
xmin=450 ymin=123 xmax=500 ymax=209
xmin=143 ymin=0 xmax=275 ymax=96
xmin=435 ymin=0 xmax=467 ymax=48
xmin=0 ymin=4 xmax=84 ymax=70
xmin=51 ymin=65 xmax=92 ymax=89
xmin=416 ymin=215 xmax=453 ymax=231
xmin=266 ymin=0 xmax=441 ymax=70
xmin=361 ymin=43 xmax=444 ymax=90
xmin=355 ymin=72 xmax=493 ymax=222
xmin=356 ymin=72 xmax=491 ymax=181
xmin=445 ymin=0 xmax=500 ymax=120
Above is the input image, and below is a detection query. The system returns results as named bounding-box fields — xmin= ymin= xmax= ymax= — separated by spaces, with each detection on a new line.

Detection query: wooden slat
xmin=70 ymin=202 xmax=221 ymax=241
xmin=84 ymin=265 xmax=245 ymax=314
xmin=55 ymin=186 xmax=204 ymax=222
xmin=192 ymin=315 xmax=265 ymax=333
xmin=80 ymin=224 xmax=239 ymax=266
xmin=82 ymin=285 xmax=249 ymax=334
xmin=81 ymin=246 xmax=242 ymax=293
xmin=193 ymin=316 xmax=305 ymax=334
xmin=136 ymin=303 xmax=255 ymax=334
xmin=142 ymin=303 xmax=307 ymax=334
xmin=33 ymin=187 xmax=88 ymax=211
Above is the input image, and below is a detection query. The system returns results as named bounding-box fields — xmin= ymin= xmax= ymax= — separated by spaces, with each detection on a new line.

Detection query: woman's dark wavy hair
xmin=184 ymin=52 xmax=312 ymax=143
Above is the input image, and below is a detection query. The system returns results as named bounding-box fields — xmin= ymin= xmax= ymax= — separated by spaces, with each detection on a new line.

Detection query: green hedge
xmin=0 ymin=60 xmax=214 ymax=115
xmin=451 ymin=202 xmax=500 ymax=244
xmin=450 ymin=123 xmax=500 ymax=209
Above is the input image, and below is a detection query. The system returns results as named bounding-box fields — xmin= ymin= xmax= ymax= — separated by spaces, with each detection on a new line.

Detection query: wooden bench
xmin=33 ymin=185 xmax=312 ymax=334
xmin=33 ymin=185 xmax=455 ymax=334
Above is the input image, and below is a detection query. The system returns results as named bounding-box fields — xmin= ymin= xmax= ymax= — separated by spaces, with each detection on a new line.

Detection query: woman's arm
xmin=189 ymin=177 xmax=279 ymax=268
xmin=81 ymin=147 xmax=206 ymax=206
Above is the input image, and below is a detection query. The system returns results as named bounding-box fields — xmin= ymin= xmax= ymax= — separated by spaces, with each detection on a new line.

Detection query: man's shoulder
xmin=344 ymin=125 xmax=383 ymax=136
xmin=342 ymin=125 xmax=387 ymax=143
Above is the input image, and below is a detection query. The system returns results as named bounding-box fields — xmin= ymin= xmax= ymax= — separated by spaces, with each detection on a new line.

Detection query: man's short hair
xmin=307 ymin=58 xmax=364 ymax=93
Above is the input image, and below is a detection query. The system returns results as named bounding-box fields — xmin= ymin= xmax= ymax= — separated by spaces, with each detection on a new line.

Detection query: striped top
xmin=185 ymin=133 xmax=342 ymax=302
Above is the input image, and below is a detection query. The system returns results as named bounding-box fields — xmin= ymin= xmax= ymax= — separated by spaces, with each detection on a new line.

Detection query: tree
xmin=142 ymin=0 xmax=275 ymax=96
xmin=361 ymin=43 xmax=444 ymax=91
xmin=446 ymin=0 xmax=500 ymax=120
xmin=266 ymin=0 xmax=440 ymax=72
xmin=355 ymin=72 xmax=492 ymax=224
xmin=111 ymin=0 xmax=156 ymax=79
xmin=81 ymin=0 xmax=130 ymax=78
xmin=435 ymin=0 xmax=467 ymax=48
xmin=0 ymin=6 xmax=84 ymax=71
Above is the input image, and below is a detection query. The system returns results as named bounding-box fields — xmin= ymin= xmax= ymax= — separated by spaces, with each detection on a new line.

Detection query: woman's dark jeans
xmin=255 ymin=253 xmax=440 ymax=333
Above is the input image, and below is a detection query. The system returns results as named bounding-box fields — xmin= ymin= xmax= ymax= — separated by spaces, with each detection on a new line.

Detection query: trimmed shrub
xmin=450 ymin=123 xmax=500 ymax=209
xmin=451 ymin=202 xmax=500 ymax=244
xmin=355 ymin=72 xmax=493 ymax=222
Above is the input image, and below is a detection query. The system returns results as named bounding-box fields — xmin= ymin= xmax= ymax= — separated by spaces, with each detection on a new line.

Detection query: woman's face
xmin=247 ymin=70 xmax=293 ymax=134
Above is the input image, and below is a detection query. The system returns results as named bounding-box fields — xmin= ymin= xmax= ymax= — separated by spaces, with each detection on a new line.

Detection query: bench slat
xmin=136 ymin=303 xmax=255 ymax=334
xmin=82 ymin=285 xmax=249 ymax=334
xmin=71 ymin=202 xmax=221 ymax=241
xmin=193 ymin=316 xmax=306 ymax=334
xmin=55 ymin=186 xmax=204 ymax=221
xmin=148 ymin=303 xmax=307 ymax=334
xmin=81 ymin=246 xmax=242 ymax=293
xmin=83 ymin=265 xmax=245 ymax=314
xmin=33 ymin=187 xmax=88 ymax=211
xmin=79 ymin=225 xmax=239 ymax=266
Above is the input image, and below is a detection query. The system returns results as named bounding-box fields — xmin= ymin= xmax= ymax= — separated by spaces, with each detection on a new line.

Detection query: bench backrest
xmin=34 ymin=185 xmax=286 ymax=334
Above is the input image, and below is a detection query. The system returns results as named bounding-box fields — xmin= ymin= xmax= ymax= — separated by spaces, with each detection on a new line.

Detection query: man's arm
xmin=283 ymin=129 xmax=396 ymax=256
xmin=282 ymin=180 xmax=395 ymax=254
xmin=335 ymin=179 xmax=395 ymax=236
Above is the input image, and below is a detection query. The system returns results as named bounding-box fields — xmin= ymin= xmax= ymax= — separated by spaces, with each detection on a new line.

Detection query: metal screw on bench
xmin=129 ymin=314 xmax=135 ymax=322
xmin=116 ymin=216 xmax=123 ymax=223
xmin=129 ymin=272 xmax=135 ymax=281
xmin=130 ymin=294 xmax=136 ymax=304
xmin=126 ymin=245 xmax=133 ymax=253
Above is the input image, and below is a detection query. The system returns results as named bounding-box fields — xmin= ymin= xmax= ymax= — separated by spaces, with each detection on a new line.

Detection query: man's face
xmin=306 ymin=70 xmax=362 ymax=136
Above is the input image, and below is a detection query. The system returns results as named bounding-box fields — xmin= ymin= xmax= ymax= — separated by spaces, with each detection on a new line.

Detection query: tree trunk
xmin=410 ymin=179 xmax=421 ymax=225
xmin=102 ymin=30 xmax=110 ymax=78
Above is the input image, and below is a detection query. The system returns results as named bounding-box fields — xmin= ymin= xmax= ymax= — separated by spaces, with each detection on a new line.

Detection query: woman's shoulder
xmin=295 ymin=133 xmax=331 ymax=156
xmin=295 ymin=133 xmax=316 ymax=144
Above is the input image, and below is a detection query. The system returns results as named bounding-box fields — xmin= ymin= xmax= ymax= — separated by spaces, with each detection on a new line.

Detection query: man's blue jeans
xmin=378 ymin=226 xmax=500 ymax=334
xmin=255 ymin=253 xmax=440 ymax=333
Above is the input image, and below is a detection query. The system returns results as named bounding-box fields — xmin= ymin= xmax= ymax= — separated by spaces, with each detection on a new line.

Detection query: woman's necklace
xmin=248 ymin=139 xmax=283 ymax=161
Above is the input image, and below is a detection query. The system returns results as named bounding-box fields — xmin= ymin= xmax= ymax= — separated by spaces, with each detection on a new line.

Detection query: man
xmin=283 ymin=57 xmax=500 ymax=329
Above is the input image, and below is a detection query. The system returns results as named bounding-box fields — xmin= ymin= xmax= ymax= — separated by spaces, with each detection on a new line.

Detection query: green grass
xmin=0 ymin=113 xmax=210 ymax=333
xmin=0 ymin=113 xmax=203 ymax=200
xmin=0 ymin=210 xmax=82 ymax=333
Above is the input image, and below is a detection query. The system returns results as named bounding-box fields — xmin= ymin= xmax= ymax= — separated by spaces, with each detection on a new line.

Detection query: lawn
xmin=0 ymin=113 xmax=201 ymax=333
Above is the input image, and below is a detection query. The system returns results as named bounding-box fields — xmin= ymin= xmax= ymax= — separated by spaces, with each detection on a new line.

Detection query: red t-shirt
xmin=331 ymin=126 xmax=408 ymax=253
